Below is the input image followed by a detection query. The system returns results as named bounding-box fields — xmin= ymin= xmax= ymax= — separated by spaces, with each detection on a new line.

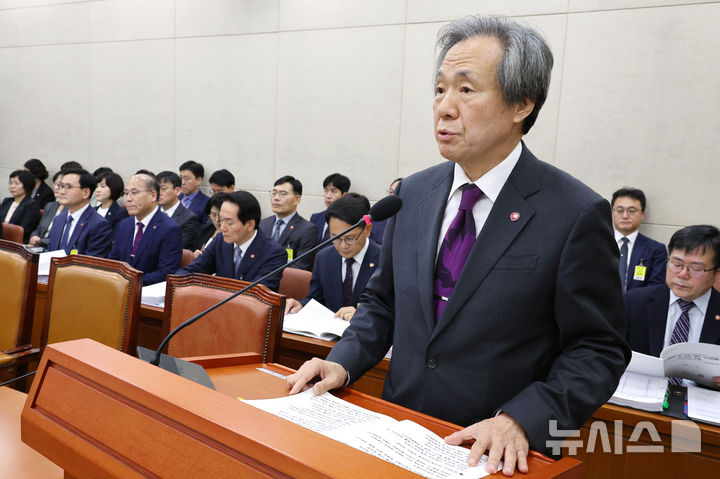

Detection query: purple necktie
xmin=433 ymin=183 xmax=483 ymax=322
xmin=342 ymin=258 xmax=355 ymax=306
xmin=131 ymin=222 xmax=145 ymax=257
xmin=669 ymin=299 xmax=694 ymax=386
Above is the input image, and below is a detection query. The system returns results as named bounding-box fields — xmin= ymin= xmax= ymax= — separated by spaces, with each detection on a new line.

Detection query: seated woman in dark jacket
xmin=24 ymin=158 xmax=55 ymax=209
xmin=0 ymin=170 xmax=41 ymax=243
xmin=94 ymin=171 xmax=128 ymax=232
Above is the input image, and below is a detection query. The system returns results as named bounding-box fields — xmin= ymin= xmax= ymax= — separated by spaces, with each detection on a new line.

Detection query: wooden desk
xmin=0 ymin=386 xmax=63 ymax=478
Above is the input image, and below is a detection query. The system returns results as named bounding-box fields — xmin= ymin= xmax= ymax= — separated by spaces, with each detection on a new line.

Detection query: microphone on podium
xmin=137 ymin=195 xmax=403 ymax=386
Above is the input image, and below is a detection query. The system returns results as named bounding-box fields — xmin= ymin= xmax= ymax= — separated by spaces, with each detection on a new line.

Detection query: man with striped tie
xmin=625 ymin=225 xmax=720 ymax=378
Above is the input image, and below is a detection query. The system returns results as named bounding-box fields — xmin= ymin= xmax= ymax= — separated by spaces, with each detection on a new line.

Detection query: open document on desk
xmin=282 ymin=299 xmax=350 ymax=341
xmin=244 ymin=389 xmax=494 ymax=479
xmin=608 ymin=351 xmax=667 ymax=411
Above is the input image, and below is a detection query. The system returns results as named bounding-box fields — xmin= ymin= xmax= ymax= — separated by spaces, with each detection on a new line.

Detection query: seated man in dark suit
xmin=177 ymin=191 xmax=287 ymax=291
xmin=209 ymin=169 xmax=235 ymax=194
xmin=178 ymin=160 xmax=209 ymax=223
xmin=108 ymin=173 xmax=183 ymax=285
xmin=47 ymin=169 xmax=113 ymax=257
xmin=309 ymin=173 xmax=350 ymax=242
xmin=259 ymin=175 xmax=318 ymax=271
xmin=286 ymin=193 xmax=380 ymax=321
xmin=626 ymin=224 xmax=720 ymax=358
xmin=612 ymin=187 xmax=667 ymax=291
xmin=157 ymin=171 xmax=201 ymax=250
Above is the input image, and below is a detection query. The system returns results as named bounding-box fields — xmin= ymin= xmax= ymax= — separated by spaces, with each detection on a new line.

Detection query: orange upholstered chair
xmin=1 ymin=223 xmax=24 ymax=244
xmin=163 ymin=273 xmax=285 ymax=363
xmin=40 ymin=255 xmax=143 ymax=355
xmin=0 ymin=240 xmax=38 ymax=381
xmin=278 ymin=267 xmax=312 ymax=301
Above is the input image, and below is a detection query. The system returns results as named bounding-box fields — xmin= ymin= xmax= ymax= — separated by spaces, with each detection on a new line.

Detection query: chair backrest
xmin=181 ymin=249 xmax=194 ymax=268
xmin=42 ymin=255 xmax=143 ymax=354
xmin=278 ymin=268 xmax=312 ymax=301
xmin=0 ymin=240 xmax=37 ymax=351
xmin=1 ymin=223 xmax=24 ymax=244
xmin=163 ymin=273 xmax=285 ymax=362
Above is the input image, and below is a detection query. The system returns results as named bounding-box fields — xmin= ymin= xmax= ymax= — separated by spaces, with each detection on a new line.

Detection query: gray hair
xmin=435 ymin=15 xmax=553 ymax=134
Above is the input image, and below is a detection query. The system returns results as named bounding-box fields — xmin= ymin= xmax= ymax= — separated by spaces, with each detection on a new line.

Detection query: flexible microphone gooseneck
xmin=147 ymin=195 xmax=403 ymax=367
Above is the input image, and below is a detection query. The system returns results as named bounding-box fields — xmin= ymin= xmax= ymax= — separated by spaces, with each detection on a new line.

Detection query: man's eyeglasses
xmin=56 ymin=183 xmax=83 ymax=191
xmin=667 ymin=259 xmax=716 ymax=278
xmin=269 ymin=190 xmax=290 ymax=198
xmin=612 ymin=207 xmax=640 ymax=215
xmin=333 ymin=231 xmax=363 ymax=246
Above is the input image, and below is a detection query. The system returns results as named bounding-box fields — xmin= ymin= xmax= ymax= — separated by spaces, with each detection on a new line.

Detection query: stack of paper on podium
xmin=608 ymin=351 xmax=667 ymax=411
xmin=244 ymin=389 xmax=495 ymax=479
xmin=282 ymin=299 xmax=350 ymax=340
xmin=141 ymin=280 xmax=166 ymax=307
xmin=37 ymin=250 xmax=67 ymax=281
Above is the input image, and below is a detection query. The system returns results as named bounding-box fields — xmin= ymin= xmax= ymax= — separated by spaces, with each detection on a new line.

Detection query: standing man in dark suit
xmin=109 ymin=173 xmax=182 ymax=285
xmin=612 ymin=187 xmax=667 ymax=291
xmin=259 ymin=175 xmax=318 ymax=271
xmin=625 ymin=225 xmax=720 ymax=358
xmin=286 ymin=193 xmax=380 ymax=320
xmin=177 ymin=191 xmax=287 ymax=291
xmin=287 ymin=15 xmax=629 ymax=475
xmin=309 ymin=173 xmax=351 ymax=243
xmin=157 ymin=171 xmax=201 ymax=250
xmin=47 ymin=169 xmax=112 ymax=257
xmin=178 ymin=161 xmax=209 ymax=223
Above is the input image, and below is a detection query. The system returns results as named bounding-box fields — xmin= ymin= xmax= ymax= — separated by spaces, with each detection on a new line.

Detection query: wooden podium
xmin=21 ymin=339 xmax=582 ymax=478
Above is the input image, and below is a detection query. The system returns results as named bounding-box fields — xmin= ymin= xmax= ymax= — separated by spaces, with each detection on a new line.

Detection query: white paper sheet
xmin=282 ymin=299 xmax=349 ymax=340
xmin=37 ymin=249 xmax=68 ymax=277
xmin=141 ymin=281 xmax=166 ymax=307
xmin=244 ymin=390 xmax=493 ymax=479
xmin=661 ymin=342 xmax=720 ymax=389
xmin=687 ymin=385 xmax=720 ymax=426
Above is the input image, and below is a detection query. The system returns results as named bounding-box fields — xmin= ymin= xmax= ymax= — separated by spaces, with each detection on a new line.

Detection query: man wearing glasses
xmin=259 ymin=175 xmax=318 ymax=271
xmin=625 ymin=224 xmax=720 ymax=357
xmin=47 ymin=168 xmax=113 ymax=257
xmin=612 ymin=187 xmax=668 ymax=291
xmin=285 ymin=193 xmax=380 ymax=321
xmin=109 ymin=173 xmax=182 ymax=285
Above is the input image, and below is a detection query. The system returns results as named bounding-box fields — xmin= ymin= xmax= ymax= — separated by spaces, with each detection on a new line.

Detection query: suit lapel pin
xmin=250 ymin=254 xmax=255 ymax=259
xmin=715 ymin=315 xmax=720 ymax=320
xmin=369 ymin=262 xmax=375 ymax=268
xmin=510 ymin=212 xmax=520 ymax=222
xmin=79 ymin=222 xmax=85 ymax=226
xmin=289 ymin=225 xmax=294 ymax=230
xmin=153 ymin=225 xmax=157 ymax=229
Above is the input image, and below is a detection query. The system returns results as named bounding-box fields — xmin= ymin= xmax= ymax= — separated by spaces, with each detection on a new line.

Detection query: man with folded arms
xmin=177 ymin=191 xmax=287 ymax=292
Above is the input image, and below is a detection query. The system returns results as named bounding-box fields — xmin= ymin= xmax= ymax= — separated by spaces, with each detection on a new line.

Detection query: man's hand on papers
xmin=334 ymin=306 xmax=356 ymax=321
xmin=286 ymin=358 xmax=348 ymax=396
xmin=285 ymin=298 xmax=303 ymax=315
xmin=444 ymin=412 xmax=528 ymax=477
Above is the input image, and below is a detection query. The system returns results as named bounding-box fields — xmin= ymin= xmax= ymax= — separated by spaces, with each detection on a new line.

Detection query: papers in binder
xmin=282 ymin=299 xmax=350 ymax=341
xmin=608 ymin=351 xmax=667 ymax=411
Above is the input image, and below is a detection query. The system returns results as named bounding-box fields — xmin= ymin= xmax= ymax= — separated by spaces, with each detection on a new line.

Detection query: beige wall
xmin=0 ymin=0 xmax=718 ymax=245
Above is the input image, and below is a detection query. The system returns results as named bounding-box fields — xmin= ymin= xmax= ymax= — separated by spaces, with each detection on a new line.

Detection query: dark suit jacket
xmin=259 ymin=213 xmax=319 ymax=271
xmin=32 ymin=182 xmax=55 ymax=210
xmin=108 ymin=208 xmax=183 ymax=285
xmin=625 ymin=284 xmax=720 ymax=356
xmin=178 ymin=190 xmax=209 ymax=224
xmin=369 ymin=218 xmax=386 ymax=245
xmin=310 ymin=210 xmax=327 ymax=242
xmin=47 ymin=206 xmax=113 ymax=257
xmin=193 ymin=222 xmax=217 ymax=251
xmin=301 ymin=239 xmax=381 ymax=311
xmin=30 ymin=201 xmax=61 ymax=248
xmin=97 ymin=201 xmax=129 ymax=233
xmin=624 ymin=233 xmax=668 ymax=291
xmin=0 ymin=196 xmax=41 ymax=243
xmin=177 ymin=228 xmax=287 ymax=291
xmin=168 ymin=202 xmax=201 ymax=250
xmin=326 ymin=144 xmax=630 ymax=455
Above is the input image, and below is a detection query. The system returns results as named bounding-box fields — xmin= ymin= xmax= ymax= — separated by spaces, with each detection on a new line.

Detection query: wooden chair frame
xmin=162 ymin=273 xmax=286 ymax=363
xmin=1 ymin=223 xmax=24 ymax=244
xmin=41 ymin=255 xmax=143 ymax=355
xmin=278 ymin=267 xmax=312 ymax=301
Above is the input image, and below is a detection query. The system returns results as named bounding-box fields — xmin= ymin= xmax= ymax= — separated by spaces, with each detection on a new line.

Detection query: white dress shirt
xmin=340 ymin=237 xmax=370 ymax=289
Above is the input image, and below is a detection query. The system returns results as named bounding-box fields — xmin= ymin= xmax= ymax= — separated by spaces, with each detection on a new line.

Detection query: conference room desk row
xmin=31 ymin=281 xmax=389 ymax=398
xmin=30 ymin=282 xmax=720 ymax=477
